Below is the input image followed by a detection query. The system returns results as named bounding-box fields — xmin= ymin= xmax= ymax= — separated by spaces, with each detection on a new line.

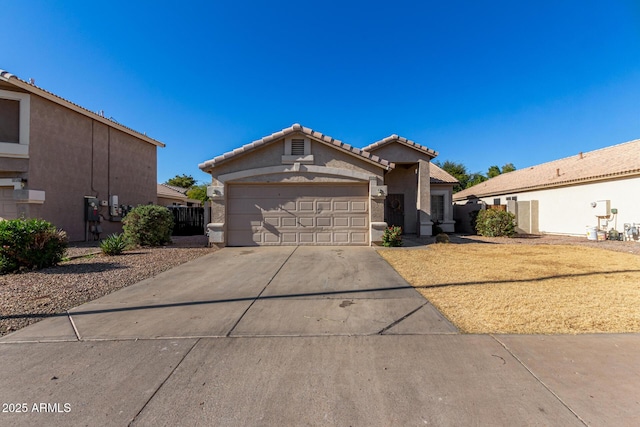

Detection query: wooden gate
xmin=167 ymin=206 xmax=205 ymax=236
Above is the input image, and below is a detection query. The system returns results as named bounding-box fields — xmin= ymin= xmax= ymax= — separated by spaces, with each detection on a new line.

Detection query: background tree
xmin=487 ymin=165 xmax=501 ymax=178
xmin=467 ymin=172 xmax=488 ymax=188
xmin=165 ymin=174 xmax=196 ymax=189
xmin=434 ymin=160 xmax=469 ymax=192
xmin=435 ymin=160 xmax=516 ymax=192
xmin=186 ymin=184 xmax=209 ymax=203
xmin=501 ymin=163 xmax=516 ymax=173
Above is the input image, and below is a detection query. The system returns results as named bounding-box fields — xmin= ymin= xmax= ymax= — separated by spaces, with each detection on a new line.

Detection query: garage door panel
xmin=351 ymin=217 xmax=367 ymax=227
xmin=281 ymin=217 xmax=297 ymax=227
xmin=227 ymin=184 xmax=369 ymax=246
xmin=334 ymin=217 xmax=350 ymax=227
xmin=317 ymin=217 xmax=331 ymax=227
xmin=300 ymin=233 xmax=314 ymax=243
xmin=352 ymin=201 xmax=367 ymax=212
xmin=282 ymin=233 xmax=297 ymax=243
xmin=351 ymin=232 xmax=368 ymax=244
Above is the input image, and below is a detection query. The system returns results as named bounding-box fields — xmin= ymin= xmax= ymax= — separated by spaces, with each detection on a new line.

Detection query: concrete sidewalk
xmin=1 ymin=247 xmax=639 ymax=426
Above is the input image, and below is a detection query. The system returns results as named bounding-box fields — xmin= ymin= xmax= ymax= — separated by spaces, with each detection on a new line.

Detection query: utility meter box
xmin=84 ymin=197 xmax=100 ymax=221
xmin=593 ymin=200 xmax=610 ymax=217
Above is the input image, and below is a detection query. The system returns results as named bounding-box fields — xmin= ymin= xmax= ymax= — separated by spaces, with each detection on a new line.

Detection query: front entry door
xmin=385 ymin=194 xmax=405 ymax=230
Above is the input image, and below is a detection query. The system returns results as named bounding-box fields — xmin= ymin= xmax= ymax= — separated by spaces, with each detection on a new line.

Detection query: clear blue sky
xmin=3 ymin=1 xmax=639 ymax=184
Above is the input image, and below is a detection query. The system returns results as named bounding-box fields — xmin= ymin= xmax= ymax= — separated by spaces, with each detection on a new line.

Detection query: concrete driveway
xmin=1 ymin=246 xmax=639 ymax=426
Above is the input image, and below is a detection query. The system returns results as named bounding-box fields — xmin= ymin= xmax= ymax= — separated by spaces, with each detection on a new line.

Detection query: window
xmin=431 ymin=194 xmax=444 ymax=222
xmin=291 ymin=139 xmax=305 ymax=156
xmin=0 ymin=99 xmax=20 ymax=143
xmin=493 ymin=198 xmax=501 ymax=205
xmin=506 ymin=196 xmax=517 ymax=201
xmin=0 ymin=89 xmax=30 ymax=158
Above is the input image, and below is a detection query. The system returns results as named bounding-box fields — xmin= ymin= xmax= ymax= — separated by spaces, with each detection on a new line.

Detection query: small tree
xmin=186 ymin=184 xmax=209 ymax=203
xmin=475 ymin=209 xmax=516 ymax=237
xmin=165 ymin=174 xmax=196 ymax=189
xmin=122 ymin=205 xmax=174 ymax=246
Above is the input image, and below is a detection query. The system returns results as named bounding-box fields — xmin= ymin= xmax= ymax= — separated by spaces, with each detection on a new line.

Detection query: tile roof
xmin=161 ymin=184 xmax=190 ymax=195
xmin=453 ymin=139 xmax=640 ymax=200
xmin=430 ymin=163 xmax=459 ymax=184
xmin=361 ymin=134 xmax=439 ymax=158
xmin=0 ymin=69 xmax=164 ymax=147
xmin=157 ymin=184 xmax=188 ymax=200
xmin=199 ymin=124 xmax=395 ymax=171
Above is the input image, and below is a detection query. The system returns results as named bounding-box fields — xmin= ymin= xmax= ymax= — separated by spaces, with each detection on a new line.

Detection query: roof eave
xmin=453 ymin=169 xmax=640 ymax=201
xmin=0 ymin=70 xmax=165 ymax=148
xmin=199 ymin=124 xmax=395 ymax=173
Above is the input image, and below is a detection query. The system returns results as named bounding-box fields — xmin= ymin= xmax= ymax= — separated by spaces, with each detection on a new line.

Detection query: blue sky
xmin=3 ymin=1 xmax=639 ymax=184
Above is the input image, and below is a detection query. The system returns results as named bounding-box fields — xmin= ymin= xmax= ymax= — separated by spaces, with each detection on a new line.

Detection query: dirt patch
xmin=379 ymin=244 xmax=640 ymax=334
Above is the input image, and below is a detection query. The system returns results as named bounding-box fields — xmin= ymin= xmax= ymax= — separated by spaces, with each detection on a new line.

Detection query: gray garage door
xmin=227 ymin=183 xmax=369 ymax=246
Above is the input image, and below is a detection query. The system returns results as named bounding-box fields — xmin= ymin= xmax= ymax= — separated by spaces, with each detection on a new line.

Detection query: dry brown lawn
xmin=379 ymin=244 xmax=640 ymax=334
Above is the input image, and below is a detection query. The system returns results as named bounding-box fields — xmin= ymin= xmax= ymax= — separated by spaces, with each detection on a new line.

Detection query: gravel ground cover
xmin=0 ymin=236 xmax=215 ymax=336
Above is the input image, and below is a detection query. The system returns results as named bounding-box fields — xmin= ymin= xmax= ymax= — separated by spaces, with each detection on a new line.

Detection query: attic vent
xmin=291 ymin=139 xmax=305 ymax=156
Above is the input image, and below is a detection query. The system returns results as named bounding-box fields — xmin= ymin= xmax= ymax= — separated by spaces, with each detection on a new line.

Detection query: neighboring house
xmin=157 ymin=184 xmax=202 ymax=207
xmin=0 ymin=69 xmax=164 ymax=241
xmin=453 ymin=139 xmax=640 ymax=236
xmin=199 ymin=124 xmax=457 ymax=246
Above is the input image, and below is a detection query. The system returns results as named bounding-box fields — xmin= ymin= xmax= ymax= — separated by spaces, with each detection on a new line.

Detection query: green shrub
xmin=435 ymin=233 xmax=450 ymax=243
xmin=475 ymin=209 xmax=516 ymax=237
xmin=122 ymin=205 xmax=174 ymax=246
xmin=0 ymin=218 xmax=68 ymax=274
xmin=382 ymin=226 xmax=403 ymax=247
xmin=100 ymin=233 xmax=128 ymax=256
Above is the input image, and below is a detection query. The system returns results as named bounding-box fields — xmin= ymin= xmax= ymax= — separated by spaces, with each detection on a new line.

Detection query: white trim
xmin=0 ymin=89 xmax=30 ymax=158
xmin=0 ymin=178 xmax=23 ymax=190
xmin=218 ymin=164 xmax=373 ymax=183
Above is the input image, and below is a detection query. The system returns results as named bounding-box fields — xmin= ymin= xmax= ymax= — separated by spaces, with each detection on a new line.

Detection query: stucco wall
xmin=457 ymin=176 xmax=640 ymax=236
xmin=27 ymin=95 xmax=157 ymax=241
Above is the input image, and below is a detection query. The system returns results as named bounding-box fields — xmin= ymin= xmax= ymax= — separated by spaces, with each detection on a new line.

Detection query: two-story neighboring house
xmin=0 ymin=69 xmax=164 ymax=241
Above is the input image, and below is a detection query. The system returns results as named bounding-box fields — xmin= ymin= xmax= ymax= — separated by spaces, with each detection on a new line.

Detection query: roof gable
xmin=0 ymin=69 xmax=165 ymax=148
xmin=362 ymin=135 xmax=438 ymax=160
xmin=453 ymin=139 xmax=640 ymax=200
xmin=199 ymin=124 xmax=394 ymax=172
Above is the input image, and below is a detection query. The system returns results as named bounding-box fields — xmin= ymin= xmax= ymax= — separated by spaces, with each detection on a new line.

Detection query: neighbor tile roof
xmin=157 ymin=184 xmax=188 ymax=200
xmin=361 ymin=134 xmax=439 ymax=158
xmin=453 ymin=139 xmax=640 ymax=200
xmin=161 ymin=184 xmax=189 ymax=195
xmin=430 ymin=163 xmax=459 ymax=184
xmin=0 ymin=69 xmax=164 ymax=147
xmin=199 ymin=124 xmax=395 ymax=171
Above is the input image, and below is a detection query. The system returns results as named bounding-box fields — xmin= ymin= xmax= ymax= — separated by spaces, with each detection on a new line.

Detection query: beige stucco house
xmin=453 ymin=139 xmax=640 ymax=237
xmin=0 ymin=69 xmax=164 ymax=241
xmin=199 ymin=124 xmax=457 ymax=246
